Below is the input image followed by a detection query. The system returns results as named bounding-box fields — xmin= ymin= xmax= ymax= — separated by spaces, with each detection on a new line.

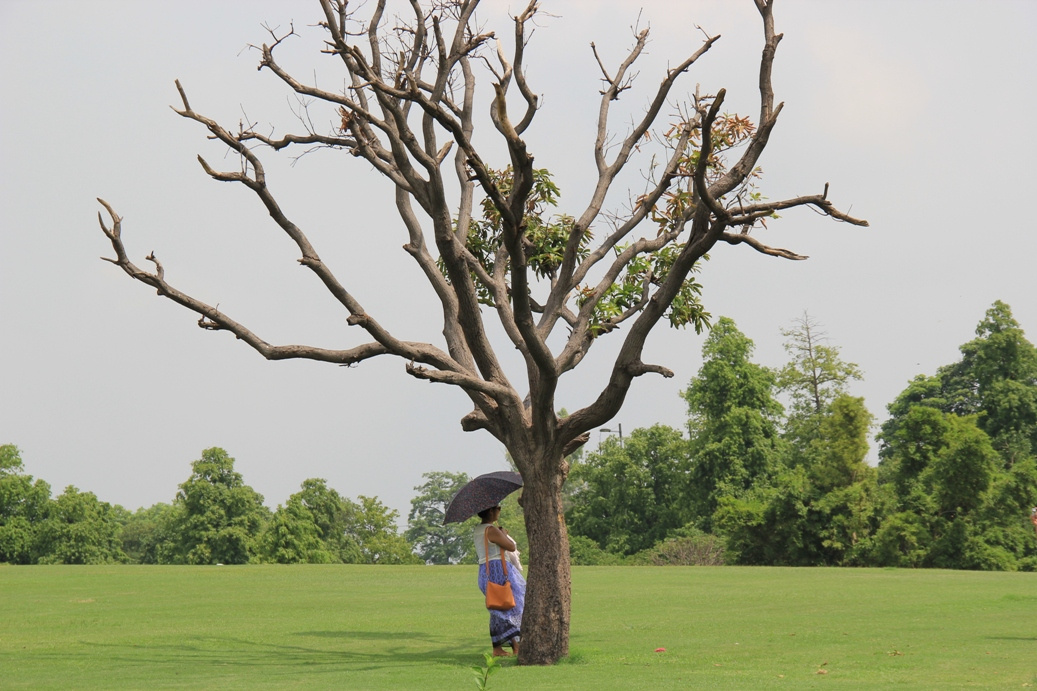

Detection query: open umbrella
xmin=443 ymin=471 xmax=523 ymax=524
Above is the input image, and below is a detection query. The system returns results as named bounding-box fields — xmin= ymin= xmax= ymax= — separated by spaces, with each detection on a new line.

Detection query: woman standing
xmin=474 ymin=505 xmax=526 ymax=657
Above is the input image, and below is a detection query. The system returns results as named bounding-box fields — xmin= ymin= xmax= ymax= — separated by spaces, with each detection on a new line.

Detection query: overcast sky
xmin=2 ymin=1 xmax=1035 ymax=521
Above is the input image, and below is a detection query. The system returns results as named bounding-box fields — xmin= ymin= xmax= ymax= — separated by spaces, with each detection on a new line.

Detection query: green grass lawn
xmin=1 ymin=564 xmax=1035 ymax=689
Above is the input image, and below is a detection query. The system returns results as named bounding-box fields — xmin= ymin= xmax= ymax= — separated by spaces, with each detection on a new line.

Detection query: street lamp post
xmin=598 ymin=423 xmax=623 ymax=448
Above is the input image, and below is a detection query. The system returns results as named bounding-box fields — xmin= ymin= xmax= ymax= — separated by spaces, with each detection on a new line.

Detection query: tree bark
xmin=516 ymin=459 xmax=570 ymax=665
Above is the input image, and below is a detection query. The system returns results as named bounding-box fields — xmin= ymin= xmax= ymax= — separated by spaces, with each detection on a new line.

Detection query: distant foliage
xmin=119 ymin=503 xmax=177 ymax=564
xmin=264 ymin=498 xmax=332 ymax=564
xmin=1 ymin=444 xmax=421 ymax=566
xmin=264 ymin=479 xmax=356 ymax=564
xmin=0 ymin=444 xmax=51 ymax=564
xmin=869 ymin=302 xmax=1037 ymax=570
xmin=643 ymin=535 xmax=726 ymax=567
xmin=4 ymin=302 xmax=1035 ymax=570
xmin=682 ymin=317 xmax=785 ymax=533
xmin=36 ymin=486 xmax=126 ymax=565
xmin=406 ymin=471 xmax=472 ymax=564
xmin=162 ymin=447 xmax=270 ymax=565
xmin=568 ymin=534 xmax=625 ymax=566
xmin=564 ymin=304 xmax=1037 ymax=571
xmin=567 ymin=425 xmax=692 ymax=555
xmin=343 ymin=495 xmax=420 ymax=565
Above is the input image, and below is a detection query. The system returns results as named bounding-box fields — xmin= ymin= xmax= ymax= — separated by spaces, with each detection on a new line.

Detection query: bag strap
xmin=484 ymin=526 xmax=509 ymax=580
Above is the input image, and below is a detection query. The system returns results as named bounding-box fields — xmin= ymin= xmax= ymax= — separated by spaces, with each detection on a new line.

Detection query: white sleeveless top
xmin=473 ymin=523 xmax=502 ymax=564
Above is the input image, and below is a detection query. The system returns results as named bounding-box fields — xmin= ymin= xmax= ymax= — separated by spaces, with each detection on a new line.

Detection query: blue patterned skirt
xmin=477 ymin=559 xmax=526 ymax=646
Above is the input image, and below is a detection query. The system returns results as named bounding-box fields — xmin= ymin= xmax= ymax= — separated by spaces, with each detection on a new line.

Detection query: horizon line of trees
xmin=0 ymin=445 xmax=418 ymax=566
xmin=4 ymin=301 xmax=1036 ymax=570
xmin=558 ymin=300 xmax=1037 ymax=571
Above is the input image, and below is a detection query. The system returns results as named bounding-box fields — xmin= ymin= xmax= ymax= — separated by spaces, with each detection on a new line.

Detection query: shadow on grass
xmin=296 ymin=630 xmax=427 ymax=640
xmin=48 ymin=630 xmax=479 ymax=679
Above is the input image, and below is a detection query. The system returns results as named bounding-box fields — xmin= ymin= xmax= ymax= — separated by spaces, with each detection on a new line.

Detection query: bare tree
xmin=98 ymin=0 xmax=866 ymax=664
xmin=778 ymin=312 xmax=864 ymax=417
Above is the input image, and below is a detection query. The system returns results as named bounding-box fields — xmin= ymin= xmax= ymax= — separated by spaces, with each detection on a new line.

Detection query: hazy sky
xmin=2 ymin=1 xmax=1035 ymax=521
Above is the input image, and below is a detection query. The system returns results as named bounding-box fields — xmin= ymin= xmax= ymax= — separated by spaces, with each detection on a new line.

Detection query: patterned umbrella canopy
xmin=443 ymin=471 xmax=523 ymax=524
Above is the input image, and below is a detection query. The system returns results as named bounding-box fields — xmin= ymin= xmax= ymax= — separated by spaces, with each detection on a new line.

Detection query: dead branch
xmin=726 ymin=185 xmax=870 ymax=229
xmin=97 ymin=198 xmax=393 ymax=366
xmin=719 ymin=232 xmax=808 ymax=260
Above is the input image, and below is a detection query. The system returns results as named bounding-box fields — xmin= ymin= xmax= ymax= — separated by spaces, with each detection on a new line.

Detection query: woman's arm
xmin=486 ymin=525 xmax=517 ymax=552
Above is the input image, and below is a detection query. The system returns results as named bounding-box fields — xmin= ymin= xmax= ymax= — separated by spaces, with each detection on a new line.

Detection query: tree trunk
xmin=517 ymin=462 xmax=571 ymax=665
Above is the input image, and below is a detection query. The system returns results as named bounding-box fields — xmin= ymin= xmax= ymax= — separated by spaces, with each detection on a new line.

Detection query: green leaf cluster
xmin=470 ymin=652 xmax=501 ymax=690
xmin=442 ymin=167 xmax=589 ymax=307
xmin=447 ymin=165 xmax=713 ymax=337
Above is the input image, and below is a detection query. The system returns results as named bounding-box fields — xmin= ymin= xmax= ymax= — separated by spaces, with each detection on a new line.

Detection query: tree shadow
xmin=50 ymin=630 xmax=480 ymax=679
xmin=296 ymin=629 xmax=430 ymax=641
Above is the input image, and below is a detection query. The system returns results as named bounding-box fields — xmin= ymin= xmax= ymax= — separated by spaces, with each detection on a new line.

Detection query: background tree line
xmin=0 ymin=446 xmax=417 ymax=565
xmin=4 ymin=301 xmax=1035 ymax=569
xmin=559 ymin=301 xmax=1037 ymax=570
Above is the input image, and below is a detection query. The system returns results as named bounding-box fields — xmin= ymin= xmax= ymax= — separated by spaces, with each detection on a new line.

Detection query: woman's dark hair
xmin=477 ymin=506 xmax=500 ymax=522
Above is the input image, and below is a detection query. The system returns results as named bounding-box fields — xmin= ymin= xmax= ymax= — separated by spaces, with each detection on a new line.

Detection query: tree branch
xmin=726 ymin=183 xmax=869 ymax=229
xmin=97 ymin=199 xmax=393 ymax=367
xmin=719 ymin=232 xmax=808 ymax=260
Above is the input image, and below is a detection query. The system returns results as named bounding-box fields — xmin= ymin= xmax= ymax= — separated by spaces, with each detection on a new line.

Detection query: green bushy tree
xmin=344 ymin=495 xmax=420 ymax=564
xmin=165 ymin=447 xmax=270 ymax=564
xmin=406 ymin=471 xmax=472 ymax=564
xmin=264 ymin=498 xmax=333 ymax=564
xmin=567 ymin=425 xmax=691 ymax=555
xmin=285 ymin=478 xmax=364 ymax=563
xmin=777 ymin=313 xmax=863 ymax=442
xmin=940 ymin=301 xmax=1037 ymax=463
xmin=36 ymin=486 xmax=127 ymax=565
xmin=683 ymin=317 xmax=785 ymax=531
xmin=0 ymin=444 xmax=51 ymax=564
xmin=715 ymin=316 xmax=876 ymax=566
xmin=261 ymin=477 xmax=419 ymax=564
xmin=119 ymin=502 xmax=177 ymax=564
xmin=873 ymin=302 xmax=1037 ymax=570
